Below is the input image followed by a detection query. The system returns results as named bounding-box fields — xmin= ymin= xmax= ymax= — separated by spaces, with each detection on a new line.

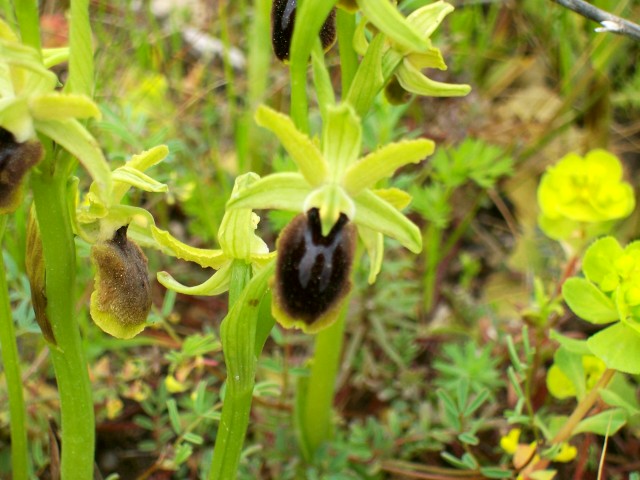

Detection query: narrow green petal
xmin=322 ymin=103 xmax=361 ymax=180
xmin=396 ymin=59 xmax=471 ymax=97
xmin=128 ymin=145 xmax=169 ymax=171
xmin=111 ymin=166 xmax=168 ymax=194
xmin=34 ymin=118 xmax=113 ymax=199
xmin=356 ymin=0 xmax=428 ymax=53
xmin=408 ymin=48 xmax=447 ymax=71
xmin=354 ymin=189 xmax=422 ymax=253
xmin=371 ymin=188 xmax=412 ymax=210
xmin=157 ymin=262 xmax=232 ymax=296
xmin=255 ymin=105 xmax=328 ymax=186
xmin=406 ymin=1 xmax=455 ymax=39
xmin=29 ymin=93 xmax=101 ymax=121
xmin=226 ymin=172 xmax=310 ymax=213
xmin=358 ymin=225 xmax=384 ymax=284
xmin=42 ymin=47 xmax=70 ymax=69
xmin=346 ymin=34 xmax=386 ymax=117
xmin=0 ymin=39 xmax=57 ymax=82
xmin=151 ymin=226 xmax=228 ymax=269
xmin=344 ymin=138 xmax=434 ymax=194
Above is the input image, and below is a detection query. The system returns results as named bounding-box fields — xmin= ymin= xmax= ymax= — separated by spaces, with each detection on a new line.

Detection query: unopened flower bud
xmin=273 ymin=208 xmax=356 ymax=333
xmin=25 ymin=207 xmax=55 ymax=344
xmin=271 ymin=0 xmax=336 ymax=62
xmin=0 ymin=127 xmax=43 ymax=214
xmin=90 ymin=225 xmax=152 ymax=339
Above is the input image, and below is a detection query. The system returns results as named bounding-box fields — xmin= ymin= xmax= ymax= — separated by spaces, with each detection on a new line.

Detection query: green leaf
xmin=479 ymin=467 xmax=513 ymax=479
xmin=183 ymin=432 xmax=204 ymax=445
xmin=157 ymin=262 xmax=232 ymax=296
xmin=562 ymin=277 xmax=618 ymax=324
xmin=550 ymin=330 xmax=592 ymax=355
xmin=353 ymin=189 xmax=422 ymax=253
xmin=225 ymin=172 xmax=310 ymax=213
xmin=356 ymin=0 xmax=428 ymax=53
xmin=254 ymin=106 xmax=328 ymax=186
xmin=345 ymin=34 xmax=385 ymax=117
xmin=599 ymin=388 xmax=640 ymax=416
xmin=588 ymin=323 xmax=640 ymax=374
xmin=582 ymin=236 xmax=623 ymax=286
xmin=573 ymin=408 xmax=627 ymax=436
xmin=458 ymin=432 xmax=479 ymax=445
xmin=167 ymin=398 xmax=181 ymax=434
xmin=396 ymin=58 xmax=471 ymax=97
xmin=35 ymin=118 xmax=112 ymax=199
xmin=344 ymin=138 xmax=434 ymax=194
xmin=554 ymin=347 xmax=586 ymax=399
xmin=322 ymin=103 xmax=361 ymax=180
xmin=29 ymin=93 xmax=101 ymax=121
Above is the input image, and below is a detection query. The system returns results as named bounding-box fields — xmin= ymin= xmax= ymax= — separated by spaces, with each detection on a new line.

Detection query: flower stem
xmin=31 ymin=166 xmax=95 ymax=480
xmin=0 ymin=216 xmax=30 ymax=480
xmin=298 ymin=307 xmax=347 ymax=459
xmin=13 ymin=0 xmax=41 ymax=52
xmin=209 ymin=260 xmax=275 ymax=480
xmin=551 ymin=368 xmax=616 ymax=445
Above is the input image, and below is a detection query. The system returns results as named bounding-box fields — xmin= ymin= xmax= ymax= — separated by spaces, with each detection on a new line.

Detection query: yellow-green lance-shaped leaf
xmin=226 ymin=172 xmax=311 ymax=213
xmin=28 ymin=93 xmax=101 ymax=121
xmin=323 ymin=103 xmax=361 ymax=182
xmin=396 ymin=57 xmax=471 ymax=97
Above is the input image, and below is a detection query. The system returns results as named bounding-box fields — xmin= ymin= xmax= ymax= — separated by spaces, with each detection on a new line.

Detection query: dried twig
xmin=552 ymin=0 xmax=640 ymax=42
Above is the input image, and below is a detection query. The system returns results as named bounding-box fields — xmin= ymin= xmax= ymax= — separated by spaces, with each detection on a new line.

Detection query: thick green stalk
xmin=300 ymin=308 xmax=347 ymax=458
xmin=0 ymin=216 xmax=30 ymax=480
xmin=422 ymin=221 xmax=442 ymax=315
xmin=209 ymin=260 xmax=274 ymax=480
xmin=295 ymin=11 xmax=357 ymax=460
xmin=13 ymin=0 xmax=40 ymax=52
xmin=337 ymin=9 xmax=357 ymax=96
xmin=31 ymin=167 xmax=95 ymax=480
xmin=289 ymin=0 xmax=338 ymax=132
xmin=64 ymin=0 xmax=93 ymax=97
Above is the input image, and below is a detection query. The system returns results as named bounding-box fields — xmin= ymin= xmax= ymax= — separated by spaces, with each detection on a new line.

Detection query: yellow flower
xmin=538 ymin=150 xmax=634 ymax=241
xmin=500 ymin=428 xmax=521 ymax=454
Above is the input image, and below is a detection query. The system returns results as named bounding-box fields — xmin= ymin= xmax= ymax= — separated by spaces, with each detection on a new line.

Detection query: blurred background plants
xmin=1 ymin=0 xmax=640 ymax=479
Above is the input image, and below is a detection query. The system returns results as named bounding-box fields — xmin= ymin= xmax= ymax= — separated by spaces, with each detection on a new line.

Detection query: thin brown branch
xmin=552 ymin=0 xmax=640 ymax=42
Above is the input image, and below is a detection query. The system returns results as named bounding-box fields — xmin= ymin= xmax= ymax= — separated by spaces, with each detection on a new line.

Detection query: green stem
xmin=337 ymin=9 xmax=357 ymax=95
xmin=299 ymin=302 xmax=348 ymax=459
xmin=0 ymin=216 xmax=30 ymax=480
xmin=64 ymin=0 xmax=93 ymax=97
xmin=31 ymin=166 xmax=95 ymax=480
xmin=13 ymin=0 xmax=41 ymax=52
xmin=209 ymin=260 xmax=275 ymax=480
xmin=422 ymin=222 xmax=442 ymax=314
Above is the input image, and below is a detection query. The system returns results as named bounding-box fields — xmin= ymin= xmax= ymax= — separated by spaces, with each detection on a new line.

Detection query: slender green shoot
xmin=0 ymin=216 xmax=30 ymax=480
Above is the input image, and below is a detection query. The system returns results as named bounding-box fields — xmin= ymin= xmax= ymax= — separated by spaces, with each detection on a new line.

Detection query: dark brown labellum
xmin=271 ymin=0 xmax=337 ymax=62
xmin=274 ymin=208 xmax=356 ymax=327
xmin=0 ymin=127 xmax=43 ymax=214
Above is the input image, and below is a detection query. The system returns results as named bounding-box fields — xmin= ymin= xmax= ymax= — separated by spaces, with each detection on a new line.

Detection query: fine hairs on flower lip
xmin=271 ymin=0 xmax=336 ymax=62
xmin=90 ymin=224 xmax=152 ymax=339
xmin=273 ymin=208 xmax=356 ymax=331
xmin=0 ymin=127 xmax=43 ymax=214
